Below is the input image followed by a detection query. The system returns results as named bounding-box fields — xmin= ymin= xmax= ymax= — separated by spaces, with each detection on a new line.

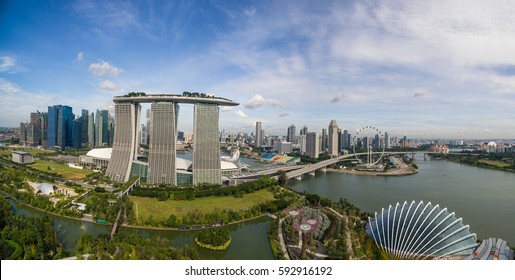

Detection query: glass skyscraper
xmin=47 ymin=105 xmax=73 ymax=150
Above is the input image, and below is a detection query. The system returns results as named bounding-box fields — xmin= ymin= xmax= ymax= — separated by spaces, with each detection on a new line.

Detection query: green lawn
xmin=31 ymin=159 xmax=93 ymax=180
xmin=130 ymin=189 xmax=274 ymax=220
xmin=478 ymin=160 xmax=510 ymax=168
xmin=2 ymin=147 xmax=55 ymax=156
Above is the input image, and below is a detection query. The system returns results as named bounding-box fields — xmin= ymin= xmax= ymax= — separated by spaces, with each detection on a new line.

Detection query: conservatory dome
xmin=365 ymin=201 xmax=478 ymax=260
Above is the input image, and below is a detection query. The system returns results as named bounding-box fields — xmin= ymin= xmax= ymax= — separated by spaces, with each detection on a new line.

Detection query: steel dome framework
xmin=365 ymin=201 xmax=478 ymax=259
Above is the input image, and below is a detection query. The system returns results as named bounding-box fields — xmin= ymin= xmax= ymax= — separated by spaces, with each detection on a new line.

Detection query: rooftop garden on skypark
xmin=124 ymin=92 xmax=147 ymax=97
xmin=118 ymin=91 xmax=232 ymax=102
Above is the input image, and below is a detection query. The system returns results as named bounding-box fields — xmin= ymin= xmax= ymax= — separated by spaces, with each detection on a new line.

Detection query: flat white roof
xmin=86 ymin=148 xmax=112 ymax=160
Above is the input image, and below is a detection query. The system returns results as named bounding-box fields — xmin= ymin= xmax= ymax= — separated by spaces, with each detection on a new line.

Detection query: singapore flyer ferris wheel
xmin=351 ymin=126 xmax=386 ymax=170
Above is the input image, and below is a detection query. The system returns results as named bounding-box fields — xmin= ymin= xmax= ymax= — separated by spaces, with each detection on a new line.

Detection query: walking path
xmin=287 ymin=231 xmax=328 ymax=258
xmin=110 ymin=208 xmax=122 ymax=241
xmin=326 ymin=207 xmax=355 ymax=259
xmin=277 ymin=218 xmax=291 ymax=260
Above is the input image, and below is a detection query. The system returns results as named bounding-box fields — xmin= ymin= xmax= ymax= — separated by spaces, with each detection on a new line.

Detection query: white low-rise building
xmin=12 ymin=150 xmax=34 ymax=164
xmin=80 ymin=148 xmax=112 ymax=168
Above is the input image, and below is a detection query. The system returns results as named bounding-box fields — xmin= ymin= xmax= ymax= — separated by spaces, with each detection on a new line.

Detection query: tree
xmin=277 ymin=170 xmax=288 ymax=188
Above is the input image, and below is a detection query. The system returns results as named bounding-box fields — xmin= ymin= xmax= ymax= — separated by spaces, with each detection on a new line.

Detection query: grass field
xmin=31 ymin=159 xmax=93 ymax=180
xmin=130 ymin=189 xmax=274 ymax=220
xmin=478 ymin=160 xmax=510 ymax=168
xmin=1 ymin=147 xmax=55 ymax=156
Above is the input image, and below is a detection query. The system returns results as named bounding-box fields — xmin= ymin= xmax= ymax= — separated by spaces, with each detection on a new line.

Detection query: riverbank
xmin=326 ymin=167 xmax=418 ymax=176
xmin=430 ymin=154 xmax=515 ymax=174
xmin=4 ymin=192 xmax=274 ymax=233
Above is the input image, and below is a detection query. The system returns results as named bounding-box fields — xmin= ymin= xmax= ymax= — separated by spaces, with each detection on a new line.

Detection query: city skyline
xmin=2 ymin=1 xmax=515 ymax=138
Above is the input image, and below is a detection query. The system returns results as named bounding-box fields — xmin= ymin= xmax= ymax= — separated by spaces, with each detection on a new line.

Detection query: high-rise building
xmin=141 ymin=124 xmax=147 ymax=145
xmin=148 ymin=102 xmax=179 ymax=184
xmin=40 ymin=112 xmax=48 ymax=148
xmin=385 ymin=132 xmax=390 ymax=149
xmin=106 ymin=94 xmax=237 ymax=185
xmin=81 ymin=109 xmax=89 ymax=147
xmin=19 ymin=122 xmax=28 ymax=145
xmin=321 ymin=128 xmax=327 ymax=152
xmin=88 ymin=113 xmax=95 ymax=147
xmin=287 ymin=124 xmax=296 ymax=143
xmin=343 ymin=130 xmax=349 ymax=149
xmin=48 ymin=105 xmax=73 ymax=150
xmin=193 ymin=103 xmax=221 ymax=185
xmin=299 ymin=134 xmax=307 ymax=154
xmin=47 ymin=105 xmax=58 ymax=148
xmin=95 ymin=109 xmax=109 ymax=146
xmin=146 ymin=108 xmax=151 ymax=145
xmin=255 ymin=122 xmax=263 ymax=147
xmin=106 ymin=103 xmax=141 ymax=182
xmin=300 ymin=126 xmax=308 ymax=136
xmin=57 ymin=105 xmax=73 ymax=150
xmin=328 ymin=119 xmax=339 ymax=157
xmin=72 ymin=118 xmax=82 ymax=149
xmin=338 ymin=128 xmax=343 ymax=151
xmin=306 ymin=132 xmax=320 ymax=158
xmin=25 ymin=111 xmax=43 ymax=147
xmin=108 ymin=114 xmax=115 ymax=146
xmin=374 ymin=134 xmax=380 ymax=149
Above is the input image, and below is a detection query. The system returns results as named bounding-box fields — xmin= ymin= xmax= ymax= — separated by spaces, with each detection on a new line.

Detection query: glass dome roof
xmin=365 ymin=201 xmax=478 ymax=259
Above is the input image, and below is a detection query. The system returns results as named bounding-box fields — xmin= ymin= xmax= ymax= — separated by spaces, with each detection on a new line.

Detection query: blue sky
xmin=1 ymin=0 xmax=515 ymax=139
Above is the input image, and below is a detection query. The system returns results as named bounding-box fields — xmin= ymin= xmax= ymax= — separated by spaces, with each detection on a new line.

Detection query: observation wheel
xmin=351 ymin=126 xmax=386 ymax=169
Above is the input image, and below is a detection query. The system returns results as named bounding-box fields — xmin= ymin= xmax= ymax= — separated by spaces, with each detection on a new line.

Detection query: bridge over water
xmin=229 ymin=151 xmax=468 ymax=184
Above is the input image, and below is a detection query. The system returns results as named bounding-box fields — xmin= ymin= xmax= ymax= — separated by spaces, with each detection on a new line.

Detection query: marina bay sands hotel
xmin=105 ymin=93 xmax=238 ymax=185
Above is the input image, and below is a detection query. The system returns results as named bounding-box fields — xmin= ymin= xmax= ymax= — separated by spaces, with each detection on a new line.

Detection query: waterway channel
xmin=8 ymin=200 xmax=274 ymax=259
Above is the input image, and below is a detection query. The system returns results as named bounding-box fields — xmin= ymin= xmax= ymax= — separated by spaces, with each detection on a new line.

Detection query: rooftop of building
xmin=85 ymin=148 xmax=112 ymax=160
xmin=12 ymin=150 xmax=31 ymax=155
xmin=36 ymin=183 xmax=56 ymax=195
xmin=113 ymin=93 xmax=239 ymax=106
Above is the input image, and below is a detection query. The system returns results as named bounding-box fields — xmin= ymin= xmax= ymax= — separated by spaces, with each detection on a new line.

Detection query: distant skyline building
xmin=300 ymin=125 xmax=308 ymax=136
xmin=57 ymin=105 xmax=73 ymax=150
xmin=321 ymin=128 xmax=327 ymax=152
xmin=385 ymin=132 xmax=390 ymax=149
xmin=343 ymin=129 xmax=349 ymax=150
xmin=306 ymin=132 xmax=319 ymax=158
xmin=255 ymin=121 xmax=263 ymax=147
xmin=47 ymin=105 xmax=73 ymax=150
xmin=95 ymin=109 xmax=109 ymax=147
xmin=87 ymin=113 xmax=95 ymax=147
xmin=81 ymin=109 xmax=89 ymax=147
xmin=328 ymin=119 xmax=339 ymax=157
xmin=299 ymin=134 xmax=307 ymax=154
xmin=287 ymin=124 xmax=296 ymax=143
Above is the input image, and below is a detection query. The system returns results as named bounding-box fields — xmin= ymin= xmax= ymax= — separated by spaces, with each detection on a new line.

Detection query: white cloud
xmin=100 ymin=80 xmax=118 ymax=90
xmin=0 ymin=56 xmax=16 ymax=72
xmin=220 ymin=106 xmax=233 ymax=112
xmin=89 ymin=60 xmax=122 ymax=76
xmin=235 ymin=110 xmax=248 ymax=118
xmin=279 ymin=113 xmax=290 ymax=117
xmin=244 ymin=94 xmax=287 ymax=109
xmin=244 ymin=94 xmax=265 ymax=109
xmin=73 ymin=52 xmax=84 ymax=64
